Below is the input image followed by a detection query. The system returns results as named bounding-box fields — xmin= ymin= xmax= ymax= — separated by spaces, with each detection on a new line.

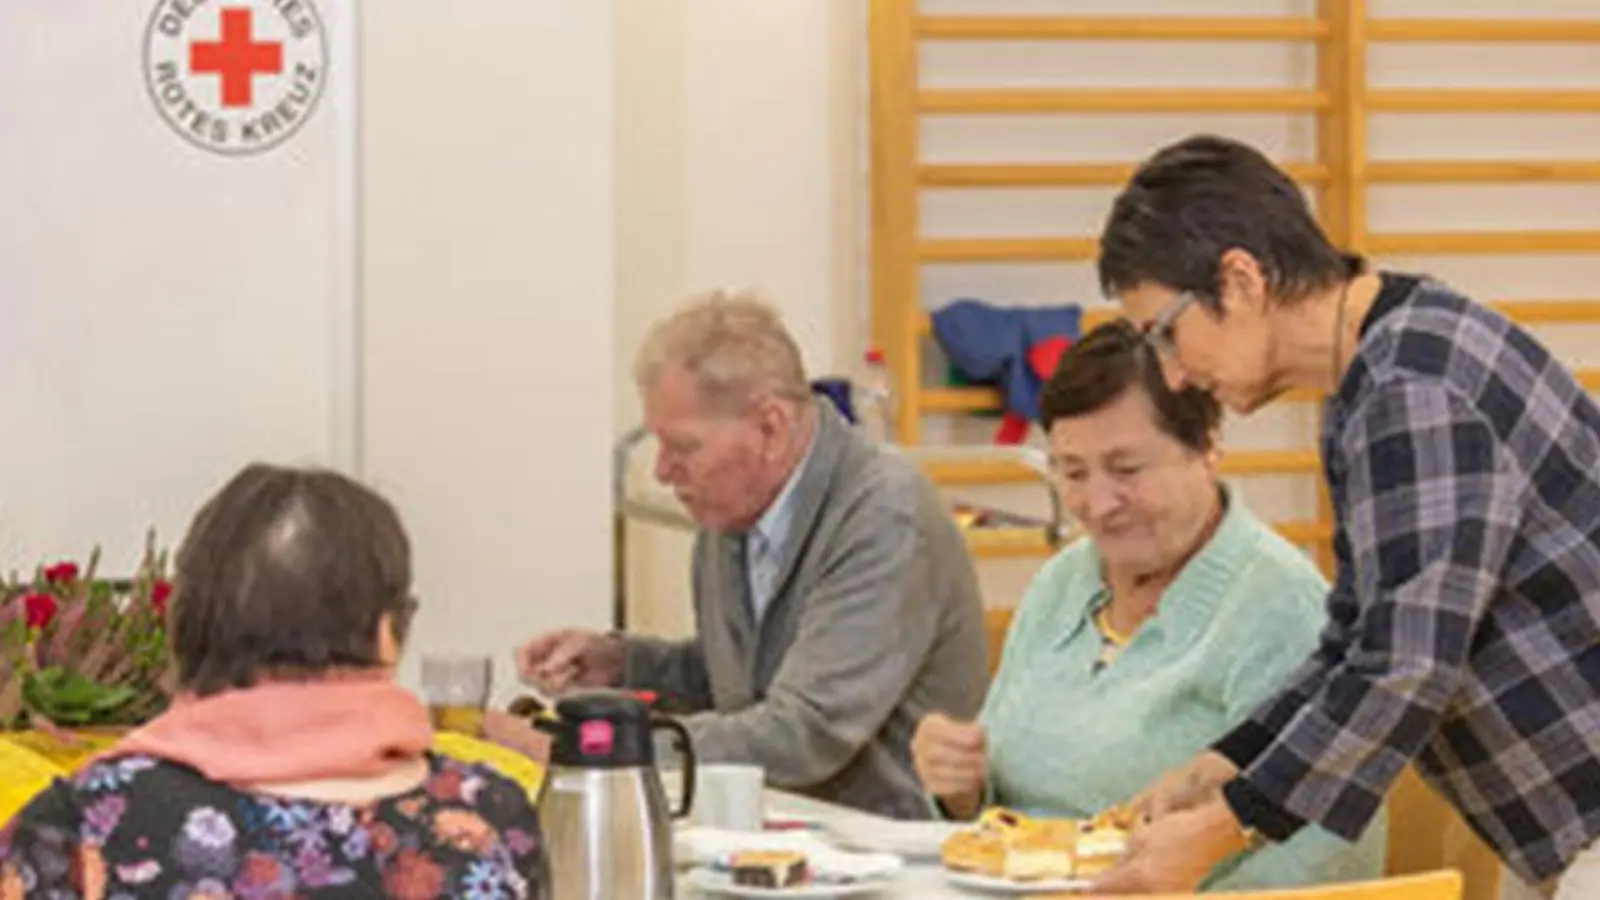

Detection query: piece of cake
xmin=727 ymin=850 xmax=811 ymax=888
xmin=940 ymin=829 xmax=1006 ymax=876
xmin=1070 ymin=820 xmax=1130 ymax=877
xmin=1090 ymin=803 xmax=1139 ymax=831
xmin=1001 ymin=824 xmax=1077 ymax=882
xmin=975 ymin=807 xmax=1028 ymax=834
xmin=943 ymin=806 xmax=1031 ymax=876
xmin=942 ymin=807 xmax=1128 ymax=882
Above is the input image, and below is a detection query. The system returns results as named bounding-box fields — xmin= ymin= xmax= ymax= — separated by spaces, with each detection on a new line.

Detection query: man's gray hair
xmin=633 ymin=288 xmax=811 ymax=414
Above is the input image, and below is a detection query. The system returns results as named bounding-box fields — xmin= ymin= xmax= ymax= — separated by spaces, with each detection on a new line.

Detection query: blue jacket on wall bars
xmin=930 ymin=299 xmax=1083 ymax=423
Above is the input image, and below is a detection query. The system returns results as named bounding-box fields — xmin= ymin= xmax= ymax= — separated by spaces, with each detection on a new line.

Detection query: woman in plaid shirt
xmin=1086 ymin=134 xmax=1600 ymax=899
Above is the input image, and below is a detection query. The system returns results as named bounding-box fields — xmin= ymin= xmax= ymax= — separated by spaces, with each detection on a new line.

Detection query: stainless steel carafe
xmin=535 ymin=690 xmax=696 ymax=900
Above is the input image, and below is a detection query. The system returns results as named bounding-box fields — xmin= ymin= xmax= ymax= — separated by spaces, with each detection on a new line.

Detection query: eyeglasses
xmin=1141 ymin=291 xmax=1199 ymax=359
xmin=394 ymin=595 xmax=420 ymax=643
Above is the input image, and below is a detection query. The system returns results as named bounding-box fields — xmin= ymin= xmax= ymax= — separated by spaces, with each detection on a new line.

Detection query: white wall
xmin=613 ymin=0 xmax=864 ymax=410
xmin=1 ymin=0 xmax=615 ymax=708
xmin=363 ymin=0 xmax=616 ymax=702
xmin=0 ymin=1 xmax=356 ymax=569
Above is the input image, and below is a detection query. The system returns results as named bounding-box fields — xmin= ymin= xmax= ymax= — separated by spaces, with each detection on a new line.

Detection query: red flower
xmin=21 ymin=593 xmax=59 ymax=630
xmin=43 ymin=562 xmax=79 ymax=583
xmin=151 ymin=580 xmax=174 ymax=614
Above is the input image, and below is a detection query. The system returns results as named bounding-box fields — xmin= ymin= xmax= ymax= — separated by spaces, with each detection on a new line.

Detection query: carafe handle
xmin=652 ymin=716 xmax=695 ymax=820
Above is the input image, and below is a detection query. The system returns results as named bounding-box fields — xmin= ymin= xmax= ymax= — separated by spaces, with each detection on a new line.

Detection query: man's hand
xmin=1088 ymin=795 xmax=1251 ymax=894
xmin=910 ymin=712 xmax=988 ymax=820
xmin=1127 ymin=750 xmax=1240 ymax=821
xmin=514 ymin=629 xmax=625 ymax=694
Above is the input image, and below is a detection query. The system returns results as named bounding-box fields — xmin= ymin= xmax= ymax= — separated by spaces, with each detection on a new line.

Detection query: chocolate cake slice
xmin=728 ymin=850 xmax=811 ymax=888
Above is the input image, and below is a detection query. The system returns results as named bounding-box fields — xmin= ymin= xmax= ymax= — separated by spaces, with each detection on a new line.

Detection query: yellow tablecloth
xmin=0 ymin=738 xmax=65 ymax=825
xmin=2 ymin=728 xmax=124 ymax=768
xmin=432 ymin=730 xmax=547 ymax=801
xmin=0 ymin=731 xmax=545 ymax=827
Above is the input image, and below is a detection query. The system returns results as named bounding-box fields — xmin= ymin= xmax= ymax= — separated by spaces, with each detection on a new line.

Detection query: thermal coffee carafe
xmin=535 ymin=690 xmax=696 ymax=900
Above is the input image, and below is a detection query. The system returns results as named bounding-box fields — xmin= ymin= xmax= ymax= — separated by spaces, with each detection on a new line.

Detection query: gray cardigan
xmin=622 ymin=402 xmax=989 ymax=818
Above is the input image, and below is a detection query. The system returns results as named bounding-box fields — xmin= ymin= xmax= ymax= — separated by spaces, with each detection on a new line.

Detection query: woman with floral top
xmin=0 ymin=464 xmax=549 ymax=899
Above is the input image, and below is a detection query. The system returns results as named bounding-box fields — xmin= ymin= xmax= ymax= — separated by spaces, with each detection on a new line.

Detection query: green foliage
xmin=0 ymin=530 xmax=174 ymax=730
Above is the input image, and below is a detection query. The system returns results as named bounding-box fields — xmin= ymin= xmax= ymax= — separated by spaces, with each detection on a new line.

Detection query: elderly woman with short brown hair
xmin=911 ymin=321 xmax=1386 ymax=891
xmin=0 ymin=464 xmax=548 ymax=899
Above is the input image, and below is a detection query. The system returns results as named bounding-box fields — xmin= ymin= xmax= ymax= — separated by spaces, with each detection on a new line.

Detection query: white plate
xmin=673 ymin=827 xmax=835 ymax=869
xmin=823 ymin=818 xmax=962 ymax=861
xmin=682 ymin=867 xmax=895 ymax=898
xmin=943 ymin=869 xmax=1089 ymax=895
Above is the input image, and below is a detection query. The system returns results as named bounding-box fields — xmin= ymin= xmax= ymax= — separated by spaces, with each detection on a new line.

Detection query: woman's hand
xmin=911 ymin=712 xmax=988 ymax=819
xmin=1089 ymin=795 xmax=1251 ymax=894
xmin=1127 ymin=750 xmax=1240 ymax=821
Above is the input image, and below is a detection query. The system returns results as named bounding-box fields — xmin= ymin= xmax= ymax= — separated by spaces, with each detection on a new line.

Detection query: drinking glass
xmin=421 ymin=654 xmax=493 ymax=737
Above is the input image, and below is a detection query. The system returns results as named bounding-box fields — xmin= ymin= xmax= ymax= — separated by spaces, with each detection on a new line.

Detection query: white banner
xmin=0 ymin=0 xmax=358 ymax=570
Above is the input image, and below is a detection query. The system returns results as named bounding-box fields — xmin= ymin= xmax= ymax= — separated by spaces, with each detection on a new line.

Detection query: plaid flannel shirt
xmin=1216 ymin=274 xmax=1600 ymax=885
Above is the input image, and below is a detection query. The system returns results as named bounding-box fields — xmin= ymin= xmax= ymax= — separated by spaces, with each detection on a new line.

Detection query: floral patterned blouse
xmin=0 ymin=752 xmax=549 ymax=899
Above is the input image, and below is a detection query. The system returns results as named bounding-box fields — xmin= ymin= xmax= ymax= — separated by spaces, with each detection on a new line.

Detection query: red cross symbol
xmin=189 ymin=8 xmax=283 ymax=108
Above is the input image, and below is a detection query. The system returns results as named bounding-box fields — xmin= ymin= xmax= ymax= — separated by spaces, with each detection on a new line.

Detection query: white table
xmin=682 ymin=788 xmax=1035 ymax=899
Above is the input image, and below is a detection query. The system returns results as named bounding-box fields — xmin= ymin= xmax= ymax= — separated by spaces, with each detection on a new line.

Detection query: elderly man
xmin=517 ymin=290 xmax=989 ymax=819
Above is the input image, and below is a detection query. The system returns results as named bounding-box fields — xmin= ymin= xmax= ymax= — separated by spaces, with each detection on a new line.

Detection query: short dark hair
xmin=1097 ymin=134 xmax=1363 ymax=306
xmin=1039 ymin=319 xmax=1222 ymax=452
xmin=171 ymin=463 xmax=416 ymax=696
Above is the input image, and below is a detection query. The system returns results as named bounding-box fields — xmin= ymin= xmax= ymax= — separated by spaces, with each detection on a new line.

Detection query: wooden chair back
xmin=983 ymin=606 xmax=1013 ymax=678
xmin=1384 ymin=767 xmax=1501 ymax=900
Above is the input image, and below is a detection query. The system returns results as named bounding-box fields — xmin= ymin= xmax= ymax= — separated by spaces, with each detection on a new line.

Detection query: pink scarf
xmin=98 ymin=676 xmax=433 ymax=787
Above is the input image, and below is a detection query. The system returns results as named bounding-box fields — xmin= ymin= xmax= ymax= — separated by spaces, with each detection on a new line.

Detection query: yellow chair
xmin=984 ymin=606 xmax=1014 ymax=678
xmin=1057 ymin=870 xmax=1462 ymax=899
xmin=1384 ymin=767 xmax=1500 ymax=900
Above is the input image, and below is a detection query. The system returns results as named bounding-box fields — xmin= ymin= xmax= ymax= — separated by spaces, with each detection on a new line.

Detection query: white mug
xmin=692 ymin=764 xmax=766 ymax=831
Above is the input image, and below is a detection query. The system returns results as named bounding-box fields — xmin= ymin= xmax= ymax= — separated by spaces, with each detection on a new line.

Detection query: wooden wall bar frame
xmin=869 ymin=5 xmax=1600 ymax=584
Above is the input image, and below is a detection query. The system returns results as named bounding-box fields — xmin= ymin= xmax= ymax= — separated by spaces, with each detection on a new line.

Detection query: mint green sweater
xmin=967 ymin=495 xmax=1387 ymax=891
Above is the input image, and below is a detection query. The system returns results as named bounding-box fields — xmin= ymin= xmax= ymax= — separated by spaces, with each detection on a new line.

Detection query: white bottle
xmin=857 ymin=348 xmax=895 ymax=445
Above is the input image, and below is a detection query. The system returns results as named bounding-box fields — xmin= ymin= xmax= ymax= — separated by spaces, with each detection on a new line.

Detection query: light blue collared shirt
xmin=744 ymin=434 xmax=816 ymax=623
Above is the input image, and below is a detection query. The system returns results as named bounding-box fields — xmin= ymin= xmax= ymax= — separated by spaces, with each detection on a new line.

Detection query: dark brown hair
xmin=1039 ymin=320 xmax=1222 ymax=451
xmin=1097 ymin=134 xmax=1363 ymax=308
xmin=170 ymin=463 xmax=416 ymax=696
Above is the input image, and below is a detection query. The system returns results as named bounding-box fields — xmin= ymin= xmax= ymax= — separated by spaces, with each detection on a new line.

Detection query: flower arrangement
xmin=0 ymin=531 xmax=549 ymax=822
xmin=0 ymin=531 xmax=174 ymax=733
